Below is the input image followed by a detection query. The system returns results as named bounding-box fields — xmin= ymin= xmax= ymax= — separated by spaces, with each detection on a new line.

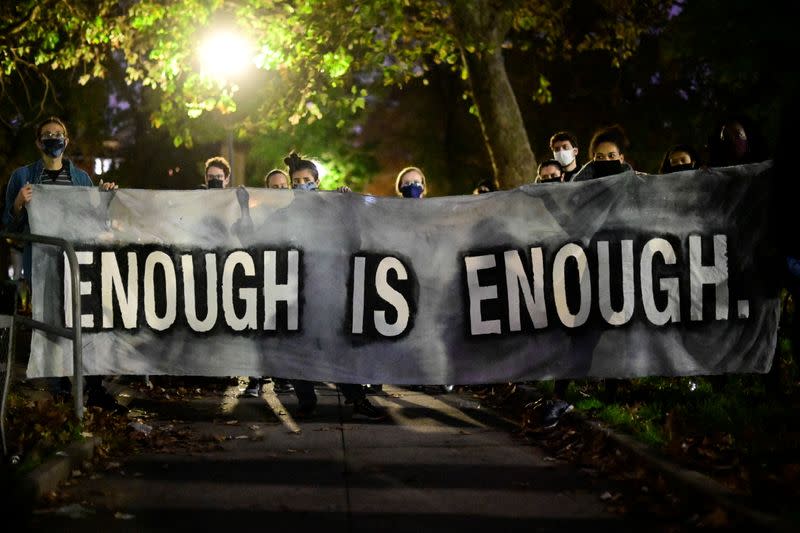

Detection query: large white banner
xmin=26 ymin=162 xmax=780 ymax=383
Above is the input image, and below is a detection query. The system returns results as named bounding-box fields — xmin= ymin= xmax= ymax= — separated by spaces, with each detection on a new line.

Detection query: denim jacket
xmin=2 ymin=158 xmax=93 ymax=278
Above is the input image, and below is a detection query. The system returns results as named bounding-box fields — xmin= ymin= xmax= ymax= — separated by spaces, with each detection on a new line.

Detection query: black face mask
xmin=668 ymin=163 xmax=696 ymax=173
xmin=592 ymin=160 xmax=623 ymax=178
xmin=207 ymin=178 xmax=224 ymax=189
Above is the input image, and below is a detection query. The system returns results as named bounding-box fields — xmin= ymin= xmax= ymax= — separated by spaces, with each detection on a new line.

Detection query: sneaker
xmin=540 ymin=399 xmax=573 ymax=429
xmin=352 ymin=398 xmax=387 ymax=421
xmin=87 ymin=388 xmax=129 ymax=415
xmin=441 ymin=384 xmax=455 ymax=393
xmin=294 ymin=403 xmax=317 ymax=420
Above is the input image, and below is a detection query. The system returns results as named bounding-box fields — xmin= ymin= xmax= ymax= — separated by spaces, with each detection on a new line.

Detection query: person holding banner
xmin=240 ymin=168 xmax=295 ymax=397
xmin=2 ymin=115 xmax=125 ymax=412
xmin=395 ymin=166 xmax=427 ymax=198
xmin=572 ymin=124 xmax=634 ymax=182
xmin=201 ymin=156 xmax=231 ymax=189
xmin=472 ymin=178 xmax=497 ymax=194
xmin=707 ymin=114 xmax=767 ymax=168
xmin=394 ymin=166 xmax=456 ymax=394
xmin=658 ymin=144 xmax=701 ymax=174
xmin=264 ymin=168 xmax=289 ymax=189
xmin=536 ymin=159 xmax=564 ymax=183
xmin=285 ymin=151 xmax=386 ymax=420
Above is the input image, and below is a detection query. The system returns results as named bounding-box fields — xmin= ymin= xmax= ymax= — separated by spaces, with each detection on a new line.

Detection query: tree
xmin=1 ymin=1 xmax=671 ymax=188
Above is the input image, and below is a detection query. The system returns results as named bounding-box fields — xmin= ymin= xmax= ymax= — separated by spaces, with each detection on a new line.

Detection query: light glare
xmin=198 ymin=32 xmax=253 ymax=77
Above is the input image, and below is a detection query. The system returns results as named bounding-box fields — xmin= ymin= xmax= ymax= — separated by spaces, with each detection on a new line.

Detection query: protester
xmin=201 ymin=156 xmax=231 ymax=189
xmin=264 ymin=169 xmax=289 ymax=189
xmin=2 ymin=116 xmax=125 ymax=412
xmin=395 ymin=166 xmax=427 ymax=198
xmin=658 ymin=144 xmax=702 ymax=174
xmin=536 ymin=159 xmax=564 ymax=183
xmin=394 ymin=165 xmax=455 ymax=393
xmin=285 ymin=151 xmax=386 ymax=420
xmin=472 ymin=178 xmax=497 ymax=194
xmin=549 ymin=131 xmax=580 ymax=182
xmin=563 ymin=124 xmax=634 ymax=402
xmin=572 ymin=124 xmax=634 ymax=181
xmin=707 ymin=113 xmax=768 ymax=167
xmin=241 ymin=167 xmax=295 ymax=397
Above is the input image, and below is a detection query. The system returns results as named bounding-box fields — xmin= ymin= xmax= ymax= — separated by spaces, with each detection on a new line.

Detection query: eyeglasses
xmin=40 ymin=132 xmax=66 ymax=140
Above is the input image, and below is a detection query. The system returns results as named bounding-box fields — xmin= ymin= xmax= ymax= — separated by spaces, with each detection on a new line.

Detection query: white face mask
xmin=553 ymin=148 xmax=575 ymax=167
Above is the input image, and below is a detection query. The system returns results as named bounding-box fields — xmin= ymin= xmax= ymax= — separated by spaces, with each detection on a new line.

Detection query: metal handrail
xmin=0 ymin=231 xmax=82 ymax=456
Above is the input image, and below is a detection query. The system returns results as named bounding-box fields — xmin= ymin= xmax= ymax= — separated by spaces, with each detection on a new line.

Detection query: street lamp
xmin=197 ymin=30 xmax=254 ymax=183
xmin=197 ymin=31 xmax=253 ymax=79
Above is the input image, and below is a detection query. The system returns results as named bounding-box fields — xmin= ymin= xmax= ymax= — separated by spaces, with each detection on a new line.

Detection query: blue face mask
xmin=293 ymin=182 xmax=318 ymax=191
xmin=400 ymin=183 xmax=424 ymax=198
xmin=41 ymin=138 xmax=66 ymax=158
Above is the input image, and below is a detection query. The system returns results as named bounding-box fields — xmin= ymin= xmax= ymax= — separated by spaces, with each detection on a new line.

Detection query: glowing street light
xmin=196 ymin=30 xmax=255 ymax=183
xmin=197 ymin=31 xmax=254 ymax=79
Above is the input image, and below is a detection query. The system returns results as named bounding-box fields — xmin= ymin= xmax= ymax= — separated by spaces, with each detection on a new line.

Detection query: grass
xmin=553 ymin=316 xmax=800 ymax=516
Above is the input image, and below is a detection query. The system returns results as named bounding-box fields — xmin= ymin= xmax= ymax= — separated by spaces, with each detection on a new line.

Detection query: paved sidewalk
xmin=24 ymin=382 xmax=636 ymax=532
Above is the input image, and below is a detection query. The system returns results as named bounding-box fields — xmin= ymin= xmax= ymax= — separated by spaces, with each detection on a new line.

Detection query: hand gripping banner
xmin=26 ymin=161 xmax=780 ymax=383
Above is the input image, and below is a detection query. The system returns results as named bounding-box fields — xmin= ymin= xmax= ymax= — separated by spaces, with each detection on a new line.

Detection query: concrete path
xmin=26 ymin=382 xmax=638 ymax=531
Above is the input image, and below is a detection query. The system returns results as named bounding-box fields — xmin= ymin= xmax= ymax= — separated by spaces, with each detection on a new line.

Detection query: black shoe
xmin=352 ymin=398 xmax=387 ymax=421
xmin=541 ymin=399 xmax=573 ymax=429
xmin=295 ymin=403 xmax=317 ymax=420
xmin=87 ymin=388 xmax=129 ymax=415
xmin=241 ymin=377 xmax=262 ymax=398
xmin=273 ymin=381 xmax=294 ymax=394
xmin=52 ymin=389 xmax=73 ymax=405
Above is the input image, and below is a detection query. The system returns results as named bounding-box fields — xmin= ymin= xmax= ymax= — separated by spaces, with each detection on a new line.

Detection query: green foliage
xmin=1 ymin=0 xmax=670 ymax=149
xmin=245 ymin=114 xmax=378 ymax=191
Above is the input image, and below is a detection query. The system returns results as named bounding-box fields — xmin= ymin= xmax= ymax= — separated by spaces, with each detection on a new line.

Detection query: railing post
xmin=0 ymin=231 xmax=84 ymax=456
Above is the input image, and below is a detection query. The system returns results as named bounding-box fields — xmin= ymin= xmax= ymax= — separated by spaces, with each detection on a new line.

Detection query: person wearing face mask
xmin=707 ymin=114 xmax=767 ymax=168
xmin=572 ymin=124 xmax=634 ymax=182
xmin=264 ymin=168 xmax=290 ymax=189
xmin=282 ymin=151 xmax=385 ymax=420
xmin=658 ymin=144 xmax=702 ymax=174
xmin=239 ymin=168 xmax=295 ymax=399
xmin=395 ymin=166 xmax=426 ymax=198
xmin=3 ymin=116 xmax=123 ymax=412
xmin=4 ymin=116 xmax=119 ymax=280
xmin=536 ymin=159 xmax=564 ymax=183
xmin=201 ymin=156 xmax=231 ymax=189
xmin=549 ymin=131 xmax=580 ymax=182
xmin=394 ymin=166 xmax=458 ymax=394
